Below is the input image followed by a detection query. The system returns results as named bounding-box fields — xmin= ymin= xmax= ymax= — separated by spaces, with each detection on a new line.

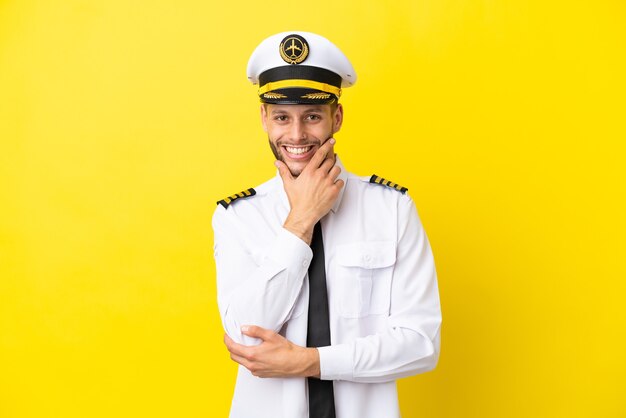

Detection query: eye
xmin=306 ymin=114 xmax=322 ymax=121
xmin=274 ymin=115 xmax=288 ymax=122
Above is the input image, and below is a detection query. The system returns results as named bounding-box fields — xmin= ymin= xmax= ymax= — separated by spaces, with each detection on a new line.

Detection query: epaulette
xmin=217 ymin=188 xmax=256 ymax=209
xmin=369 ymin=174 xmax=408 ymax=194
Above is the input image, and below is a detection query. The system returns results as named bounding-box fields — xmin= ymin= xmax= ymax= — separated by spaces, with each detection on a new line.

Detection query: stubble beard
xmin=268 ymin=130 xmax=334 ymax=177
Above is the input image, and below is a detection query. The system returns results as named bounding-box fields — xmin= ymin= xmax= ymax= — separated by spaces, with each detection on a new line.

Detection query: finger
xmin=223 ymin=333 xmax=234 ymax=349
xmin=275 ymin=160 xmax=294 ymax=183
xmin=224 ymin=333 xmax=249 ymax=357
xmin=307 ymin=138 xmax=335 ymax=171
xmin=328 ymin=164 xmax=341 ymax=180
xmin=319 ymin=155 xmax=336 ymax=173
xmin=230 ymin=353 xmax=258 ymax=375
xmin=241 ymin=325 xmax=274 ymax=341
xmin=334 ymin=178 xmax=345 ymax=190
xmin=234 ymin=356 xmax=264 ymax=377
xmin=229 ymin=352 xmax=249 ymax=367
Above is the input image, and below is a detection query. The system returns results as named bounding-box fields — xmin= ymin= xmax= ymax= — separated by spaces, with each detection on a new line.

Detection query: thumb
xmin=275 ymin=160 xmax=293 ymax=183
xmin=241 ymin=325 xmax=273 ymax=341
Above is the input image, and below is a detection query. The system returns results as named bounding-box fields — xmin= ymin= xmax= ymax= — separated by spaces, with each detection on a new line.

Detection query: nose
xmin=288 ymin=120 xmax=306 ymax=142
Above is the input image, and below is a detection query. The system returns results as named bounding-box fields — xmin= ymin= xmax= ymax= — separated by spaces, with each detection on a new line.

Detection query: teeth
xmin=285 ymin=146 xmax=312 ymax=155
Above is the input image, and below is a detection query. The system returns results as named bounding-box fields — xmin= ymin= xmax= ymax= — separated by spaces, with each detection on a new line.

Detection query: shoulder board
xmin=217 ymin=188 xmax=256 ymax=209
xmin=369 ymin=174 xmax=408 ymax=194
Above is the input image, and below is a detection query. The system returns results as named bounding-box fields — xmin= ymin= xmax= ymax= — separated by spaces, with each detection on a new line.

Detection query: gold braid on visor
xmin=258 ymin=79 xmax=342 ymax=97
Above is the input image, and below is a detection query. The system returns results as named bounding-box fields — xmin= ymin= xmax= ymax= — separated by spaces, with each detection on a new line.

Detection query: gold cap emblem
xmin=279 ymin=34 xmax=309 ymax=65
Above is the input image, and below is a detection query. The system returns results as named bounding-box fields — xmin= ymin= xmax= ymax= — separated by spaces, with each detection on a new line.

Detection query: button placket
xmin=363 ymin=253 xmax=371 ymax=268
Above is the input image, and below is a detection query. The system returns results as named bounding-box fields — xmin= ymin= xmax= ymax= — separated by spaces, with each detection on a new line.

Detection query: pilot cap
xmin=247 ymin=31 xmax=357 ymax=105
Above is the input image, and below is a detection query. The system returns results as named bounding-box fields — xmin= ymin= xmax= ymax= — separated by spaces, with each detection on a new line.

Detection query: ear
xmin=260 ymin=104 xmax=268 ymax=133
xmin=332 ymin=103 xmax=344 ymax=134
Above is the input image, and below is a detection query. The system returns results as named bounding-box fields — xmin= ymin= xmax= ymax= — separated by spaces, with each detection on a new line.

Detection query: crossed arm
xmin=224 ymin=325 xmax=320 ymax=378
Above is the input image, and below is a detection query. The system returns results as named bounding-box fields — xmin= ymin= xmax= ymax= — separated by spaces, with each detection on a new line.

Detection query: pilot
xmin=213 ymin=31 xmax=442 ymax=418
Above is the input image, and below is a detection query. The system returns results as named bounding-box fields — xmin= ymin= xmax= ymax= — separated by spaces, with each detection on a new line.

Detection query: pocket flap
xmin=335 ymin=241 xmax=396 ymax=268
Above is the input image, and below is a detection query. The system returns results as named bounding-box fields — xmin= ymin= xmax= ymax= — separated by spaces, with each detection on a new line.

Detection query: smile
xmin=284 ymin=145 xmax=313 ymax=155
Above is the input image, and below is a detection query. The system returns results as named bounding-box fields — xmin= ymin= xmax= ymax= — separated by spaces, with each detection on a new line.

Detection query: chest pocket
xmin=333 ymin=241 xmax=396 ymax=318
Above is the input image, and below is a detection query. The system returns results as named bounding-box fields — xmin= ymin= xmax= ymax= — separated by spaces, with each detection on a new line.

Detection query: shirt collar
xmin=331 ymin=155 xmax=347 ymax=213
xmin=275 ymin=155 xmax=348 ymax=214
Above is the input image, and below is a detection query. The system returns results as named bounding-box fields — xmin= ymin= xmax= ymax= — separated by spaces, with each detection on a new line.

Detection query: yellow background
xmin=1 ymin=0 xmax=625 ymax=417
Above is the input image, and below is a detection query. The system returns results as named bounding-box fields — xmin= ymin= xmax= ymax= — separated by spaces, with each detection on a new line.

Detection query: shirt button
xmin=302 ymin=259 xmax=308 ymax=267
xmin=363 ymin=254 xmax=371 ymax=262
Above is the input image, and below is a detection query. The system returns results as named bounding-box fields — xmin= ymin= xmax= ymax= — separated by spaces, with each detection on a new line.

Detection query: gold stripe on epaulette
xmin=369 ymin=174 xmax=408 ymax=194
xmin=217 ymin=188 xmax=256 ymax=209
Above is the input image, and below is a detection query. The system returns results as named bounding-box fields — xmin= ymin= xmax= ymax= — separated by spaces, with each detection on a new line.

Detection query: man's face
xmin=261 ymin=103 xmax=343 ymax=177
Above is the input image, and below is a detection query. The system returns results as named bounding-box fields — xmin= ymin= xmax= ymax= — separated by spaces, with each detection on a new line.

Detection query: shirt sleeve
xmin=317 ymin=195 xmax=442 ymax=382
xmin=213 ymin=205 xmax=313 ymax=346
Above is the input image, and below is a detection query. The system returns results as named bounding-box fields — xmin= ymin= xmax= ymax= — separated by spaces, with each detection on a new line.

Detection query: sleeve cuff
xmin=317 ymin=343 xmax=354 ymax=381
xmin=265 ymin=227 xmax=313 ymax=273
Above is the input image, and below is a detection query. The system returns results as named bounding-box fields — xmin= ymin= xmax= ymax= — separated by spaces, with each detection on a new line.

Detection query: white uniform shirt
xmin=213 ymin=158 xmax=442 ymax=418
